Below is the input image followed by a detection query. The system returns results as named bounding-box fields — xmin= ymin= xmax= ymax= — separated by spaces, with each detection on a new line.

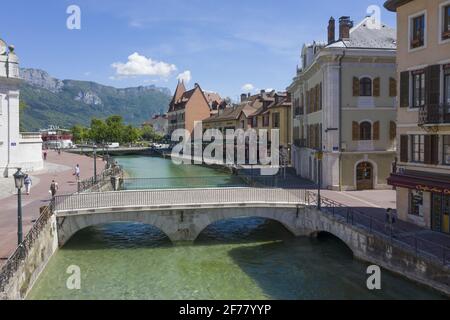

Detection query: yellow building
xmin=385 ymin=0 xmax=450 ymax=234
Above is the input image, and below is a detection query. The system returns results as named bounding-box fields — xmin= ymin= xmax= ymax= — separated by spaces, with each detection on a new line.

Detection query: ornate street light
xmin=13 ymin=168 xmax=25 ymax=245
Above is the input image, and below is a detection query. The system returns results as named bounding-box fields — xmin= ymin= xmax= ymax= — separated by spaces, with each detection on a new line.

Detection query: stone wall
xmin=0 ymin=212 xmax=58 ymax=300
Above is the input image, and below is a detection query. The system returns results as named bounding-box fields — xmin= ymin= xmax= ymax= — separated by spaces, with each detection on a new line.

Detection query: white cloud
xmin=241 ymin=83 xmax=254 ymax=92
xmin=177 ymin=70 xmax=192 ymax=84
xmin=111 ymin=52 xmax=177 ymax=78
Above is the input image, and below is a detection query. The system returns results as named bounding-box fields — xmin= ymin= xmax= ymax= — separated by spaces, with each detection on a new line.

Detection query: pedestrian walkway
xmin=0 ymin=150 xmax=105 ymax=265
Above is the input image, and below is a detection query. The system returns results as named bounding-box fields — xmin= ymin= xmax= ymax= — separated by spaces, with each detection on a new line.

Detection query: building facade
xmin=385 ymin=0 xmax=450 ymax=234
xmin=288 ymin=16 xmax=397 ymax=190
xmin=0 ymin=38 xmax=43 ymax=177
xmin=143 ymin=114 xmax=169 ymax=137
xmin=167 ymin=82 xmax=214 ymax=136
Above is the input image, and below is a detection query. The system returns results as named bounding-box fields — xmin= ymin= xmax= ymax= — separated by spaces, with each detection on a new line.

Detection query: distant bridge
xmin=66 ymin=146 xmax=161 ymax=156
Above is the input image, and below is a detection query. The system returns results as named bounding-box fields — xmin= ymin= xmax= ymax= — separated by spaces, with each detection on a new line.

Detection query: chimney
xmin=328 ymin=17 xmax=335 ymax=44
xmin=241 ymin=93 xmax=247 ymax=102
xmin=260 ymin=89 xmax=265 ymax=96
xmin=339 ymin=16 xmax=352 ymax=40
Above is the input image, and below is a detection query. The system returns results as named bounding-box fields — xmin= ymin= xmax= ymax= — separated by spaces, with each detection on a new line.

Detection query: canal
xmin=27 ymin=156 xmax=444 ymax=299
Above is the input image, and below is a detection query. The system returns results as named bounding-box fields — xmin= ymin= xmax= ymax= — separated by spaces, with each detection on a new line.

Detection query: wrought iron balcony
xmin=418 ymin=103 xmax=450 ymax=125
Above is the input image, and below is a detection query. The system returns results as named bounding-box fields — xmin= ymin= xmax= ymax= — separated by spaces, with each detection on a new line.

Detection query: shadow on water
xmin=63 ymin=222 xmax=172 ymax=251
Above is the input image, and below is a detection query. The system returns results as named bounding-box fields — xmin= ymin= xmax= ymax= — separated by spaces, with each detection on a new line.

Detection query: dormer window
xmin=411 ymin=14 xmax=425 ymax=49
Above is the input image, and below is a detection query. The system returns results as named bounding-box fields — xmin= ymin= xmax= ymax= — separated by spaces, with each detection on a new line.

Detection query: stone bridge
xmin=50 ymin=187 xmax=450 ymax=295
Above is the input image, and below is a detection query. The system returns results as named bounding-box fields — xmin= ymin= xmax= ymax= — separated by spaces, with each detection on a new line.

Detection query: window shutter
xmin=353 ymin=77 xmax=360 ymax=97
xmin=425 ymin=65 xmax=441 ymax=106
xmin=424 ymin=135 xmax=432 ymax=164
xmin=373 ymin=77 xmax=381 ymax=97
xmin=389 ymin=77 xmax=397 ymax=97
xmin=389 ymin=121 xmax=397 ymax=140
xmin=373 ymin=121 xmax=380 ymax=140
xmin=400 ymin=135 xmax=408 ymax=162
xmin=430 ymin=135 xmax=439 ymax=165
xmin=352 ymin=121 xmax=359 ymax=141
xmin=400 ymin=71 xmax=409 ymax=108
xmin=319 ymin=82 xmax=322 ymax=110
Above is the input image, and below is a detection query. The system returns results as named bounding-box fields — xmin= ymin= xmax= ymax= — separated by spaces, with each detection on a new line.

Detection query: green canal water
xmin=27 ymin=156 xmax=445 ymax=300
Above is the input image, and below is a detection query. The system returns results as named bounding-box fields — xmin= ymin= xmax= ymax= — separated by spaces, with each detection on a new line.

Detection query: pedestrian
xmin=74 ymin=164 xmax=81 ymax=180
xmin=50 ymin=180 xmax=59 ymax=198
xmin=391 ymin=209 xmax=397 ymax=234
xmin=43 ymin=151 xmax=47 ymax=161
xmin=385 ymin=208 xmax=392 ymax=232
xmin=24 ymin=174 xmax=32 ymax=195
xmin=58 ymin=148 xmax=61 ymax=155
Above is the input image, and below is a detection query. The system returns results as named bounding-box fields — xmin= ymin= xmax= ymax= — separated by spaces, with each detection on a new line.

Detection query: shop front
xmin=388 ymin=170 xmax=450 ymax=234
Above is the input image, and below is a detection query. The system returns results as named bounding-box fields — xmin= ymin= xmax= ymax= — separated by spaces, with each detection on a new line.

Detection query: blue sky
xmin=0 ymin=0 xmax=395 ymax=101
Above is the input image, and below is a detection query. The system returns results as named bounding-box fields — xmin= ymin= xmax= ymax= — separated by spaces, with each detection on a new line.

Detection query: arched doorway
xmin=356 ymin=162 xmax=373 ymax=190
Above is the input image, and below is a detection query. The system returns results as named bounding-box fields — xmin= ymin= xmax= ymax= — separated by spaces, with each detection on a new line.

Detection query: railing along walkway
xmin=53 ymin=188 xmax=307 ymax=213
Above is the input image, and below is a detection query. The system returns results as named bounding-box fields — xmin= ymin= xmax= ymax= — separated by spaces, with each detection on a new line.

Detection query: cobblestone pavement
xmin=0 ymin=150 xmax=105 ymax=266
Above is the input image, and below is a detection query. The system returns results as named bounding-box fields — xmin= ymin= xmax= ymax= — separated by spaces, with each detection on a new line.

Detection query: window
xmin=411 ymin=14 xmax=425 ymax=48
xmin=359 ymin=78 xmax=372 ymax=96
xmin=252 ymin=117 xmax=258 ymax=128
xmin=444 ymin=136 xmax=450 ymax=165
xmin=445 ymin=67 xmax=450 ymax=105
xmin=442 ymin=4 xmax=450 ymax=40
xmin=409 ymin=190 xmax=424 ymax=217
xmin=272 ymin=113 xmax=280 ymax=128
xmin=263 ymin=115 xmax=270 ymax=127
xmin=359 ymin=122 xmax=372 ymax=140
xmin=411 ymin=135 xmax=425 ymax=163
xmin=412 ymin=71 xmax=425 ymax=108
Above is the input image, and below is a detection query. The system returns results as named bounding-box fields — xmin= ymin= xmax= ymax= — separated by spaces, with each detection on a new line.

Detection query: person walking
xmin=74 ymin=164 xmax=81 ymax=180
xmin=24 ymin=175 xmax=32 ymax=195
xmin=50 ymin=180 xmax=59 ymax=198
xmin=385 ymin=208 xmax=392 ymax=233
xmin=43 ymin=151 xmax=47 ymax=161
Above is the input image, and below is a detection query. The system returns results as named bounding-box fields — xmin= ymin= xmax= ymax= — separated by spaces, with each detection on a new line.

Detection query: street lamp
xmin=315 ymin=151 xmax=323 ymax=210
xmin=13 ymin=168 xmax=25 ymax=245
xmin=93 ymin=144 xmax=97 ymax=183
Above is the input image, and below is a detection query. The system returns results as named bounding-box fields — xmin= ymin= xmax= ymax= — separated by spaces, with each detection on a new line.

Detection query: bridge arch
xmin=309 ymin=231 xmax=355 ymax=255
xmin=191 ymin=207 xmax=310 ymax=242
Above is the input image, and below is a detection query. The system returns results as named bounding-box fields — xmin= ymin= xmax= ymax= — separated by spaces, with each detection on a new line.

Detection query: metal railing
xmin=77 ymin=165 xmax=123 ymax=193
xmin=419 ymin=103 xmax=450 ymax=125
xmin=306 ymin=191 xmax=450 ymax=266
xmin=53 ymin=187 xmax=307 ymax=213
xmin=0 ymin=204 xmax=53 ymax=293
xmin=120 ymin=175 xmax=312 ymax=191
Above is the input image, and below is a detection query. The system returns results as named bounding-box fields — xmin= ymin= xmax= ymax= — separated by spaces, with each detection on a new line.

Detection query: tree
xmin=140 ymin=125 xmax=164 ymax=142
xmin=89 ymin=118 xmax=108 ymax=143
xmin=71 ymin=125 xmax=90 ymax=144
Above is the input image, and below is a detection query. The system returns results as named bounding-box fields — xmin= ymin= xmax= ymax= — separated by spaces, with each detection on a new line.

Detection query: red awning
xmin=388 ymin=172 xmax=450 ymax=195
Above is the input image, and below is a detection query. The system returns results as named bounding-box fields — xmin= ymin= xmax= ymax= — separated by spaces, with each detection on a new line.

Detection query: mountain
xmin=19 ymin=68 xmax=172 ymax=131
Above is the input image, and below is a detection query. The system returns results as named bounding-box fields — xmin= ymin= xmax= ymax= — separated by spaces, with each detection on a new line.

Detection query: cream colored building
xmin=0 ymin=37 xmax=43 ymax=177
xmin=288 ymin=16 xmax=397 ymax=191
xmin=385 ymin=0 xmax=450 ymax=234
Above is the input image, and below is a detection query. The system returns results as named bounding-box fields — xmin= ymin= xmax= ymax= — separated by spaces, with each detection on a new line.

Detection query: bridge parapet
xmin=53 ymin=187 xmax=307 ymax=215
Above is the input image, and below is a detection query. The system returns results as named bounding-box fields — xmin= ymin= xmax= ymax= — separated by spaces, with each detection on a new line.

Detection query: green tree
xmin=71 ymin=125 xmax=89 ymax=144
xmin=89 ymin=118 xmax=108 ymax=143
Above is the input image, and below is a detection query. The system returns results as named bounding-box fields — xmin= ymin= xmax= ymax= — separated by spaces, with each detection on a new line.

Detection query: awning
xmin=388 ymin=171 xmax=450 ymax=195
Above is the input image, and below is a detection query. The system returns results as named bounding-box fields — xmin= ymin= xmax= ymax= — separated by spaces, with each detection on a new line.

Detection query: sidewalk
xmin=0 ymin=150 xmax=105 ymax=265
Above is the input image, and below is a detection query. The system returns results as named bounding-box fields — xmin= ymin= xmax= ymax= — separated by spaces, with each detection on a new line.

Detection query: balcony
xmin=418 ymin=104 xmax=450 ymax=125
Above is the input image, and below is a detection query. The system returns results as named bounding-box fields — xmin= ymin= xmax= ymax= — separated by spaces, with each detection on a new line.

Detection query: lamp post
xmin=13 ymin=168 xmax=25 ymax=245
xmin=93 ymin=144 xmax=97 ymax=183
xmin=316 ymin=151 xmax=323 ymax=210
